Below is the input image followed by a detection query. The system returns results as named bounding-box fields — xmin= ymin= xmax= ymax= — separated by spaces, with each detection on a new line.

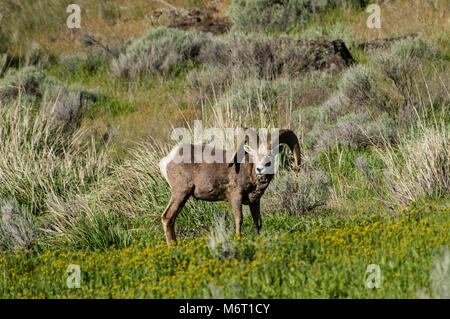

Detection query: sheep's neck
xmin=247 ymin=175 xmax=272 ymax=203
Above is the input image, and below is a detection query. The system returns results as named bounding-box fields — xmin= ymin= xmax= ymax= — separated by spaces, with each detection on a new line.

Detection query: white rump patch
xmin=159 ymin=145 xmax=181 ymax=183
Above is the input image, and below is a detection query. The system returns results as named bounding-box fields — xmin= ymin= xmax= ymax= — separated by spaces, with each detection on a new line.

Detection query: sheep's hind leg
xmin=161 ymin=192 xmax=190 ymax=245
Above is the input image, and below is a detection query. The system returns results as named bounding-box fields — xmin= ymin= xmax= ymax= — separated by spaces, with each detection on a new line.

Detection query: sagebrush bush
xmin=338 ymin=65 xmax=379 ymax=109
xmin=266 ymin=168 xmax=331 ymax=215
xmin=0 ymin=66 xmax=97 ymax=132
xmin=0 ymin=198 xmax=36 ymax=253
xmin=319 ymin=93 xmax=345 ymax=122
xmin=208 ymin=211 xmax=236 ymax=260
xmin=226 ymin=33 xmax=352 ymax=78
xmin=374 ymin=38 xmax=441 ymax=98
xmin=309 ymin=111 xmax=397 ymax=152
xmin=59 ymin=49 xmax=112 ymax=77
xmin=319 ymin=65 xmax=386 ymax=124
xmin=429 ymin=248 xmax=450 ymax=299
xmin=110 ymin=27 xmax=227 ymax=79
xmin=214 ymin=70 xmax=336 ymax=121
xmin=112 ymin=27 xmax=353 ymax=82
xmin=318 ymin=38 xmax=445 ymax=131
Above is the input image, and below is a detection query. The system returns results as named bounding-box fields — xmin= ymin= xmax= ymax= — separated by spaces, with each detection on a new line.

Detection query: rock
xmin=358 ymin=33 xmax=419 ymax=52
xmin=230 ymin=37 xmax=356 ymax=77
xmin=155 ymin=3 xmax=232 ymax=35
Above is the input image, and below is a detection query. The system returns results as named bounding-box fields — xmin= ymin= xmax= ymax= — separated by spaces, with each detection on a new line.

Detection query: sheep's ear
xmin=243 ymin=145 xmax=256 ymax=156
xmin=228 ymin=142 xmax=256 ymax=167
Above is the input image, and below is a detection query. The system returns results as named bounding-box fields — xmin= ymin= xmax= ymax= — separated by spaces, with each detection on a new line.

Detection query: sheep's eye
xmin=264 ymin=161 xmax=271 ymax=167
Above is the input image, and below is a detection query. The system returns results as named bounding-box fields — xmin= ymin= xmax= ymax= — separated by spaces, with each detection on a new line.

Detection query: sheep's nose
xmin=256 ymin=166 xmax=263 ymax=174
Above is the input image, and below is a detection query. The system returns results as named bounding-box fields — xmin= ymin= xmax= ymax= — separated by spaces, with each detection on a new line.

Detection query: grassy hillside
xmin=0 ymin=0 xmax=449 ymax=298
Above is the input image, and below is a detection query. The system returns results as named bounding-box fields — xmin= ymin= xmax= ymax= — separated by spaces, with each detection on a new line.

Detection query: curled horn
xmin=228 ymin=127 xmax=259 ymax=166
xmin=270 ymin=129 xmax=301 ymax=167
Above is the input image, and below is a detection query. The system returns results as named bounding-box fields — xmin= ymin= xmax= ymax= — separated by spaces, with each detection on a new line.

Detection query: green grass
xmin=1 ymin=203 xmax=448 ymax=298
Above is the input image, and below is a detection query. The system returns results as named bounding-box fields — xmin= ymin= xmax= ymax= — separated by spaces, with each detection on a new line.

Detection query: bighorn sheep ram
xmin=159 ymin=129 xmax=301 ymax=245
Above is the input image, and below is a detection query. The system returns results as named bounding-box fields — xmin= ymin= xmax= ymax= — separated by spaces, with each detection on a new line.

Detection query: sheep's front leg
xmin=161 ymin=192 xmax=190 ymax=246
xmin=249 ymin=200 xmax=262 ymax=234
xmin=231 ymin=194 xmax=243 ymax=236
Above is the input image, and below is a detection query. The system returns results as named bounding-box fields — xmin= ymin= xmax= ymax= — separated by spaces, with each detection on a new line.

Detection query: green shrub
xmin=63 ymin=210 xmax=132 ymax=250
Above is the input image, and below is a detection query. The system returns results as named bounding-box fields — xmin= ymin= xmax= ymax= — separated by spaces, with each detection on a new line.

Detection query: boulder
xmin=358 ymin=33 xmax=419 ymax=52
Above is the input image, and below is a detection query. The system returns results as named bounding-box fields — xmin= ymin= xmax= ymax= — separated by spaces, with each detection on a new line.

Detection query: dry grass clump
xmin=380 ymin=123 xmax=449 ymax=206
xmin=40 ymin=142 xmax=167 ymax=242
xmin=213 ymin=78 xmax=302 ymax=116
xmin=205 ymin=69 xmax=336 ymax=130
xmin=0 ymin=98 xmax=110 ymax=215
xmin=186 ymin=64 xmax=240 ymax=104
xmin=350 ymin=0 xmax=449 ymax=46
